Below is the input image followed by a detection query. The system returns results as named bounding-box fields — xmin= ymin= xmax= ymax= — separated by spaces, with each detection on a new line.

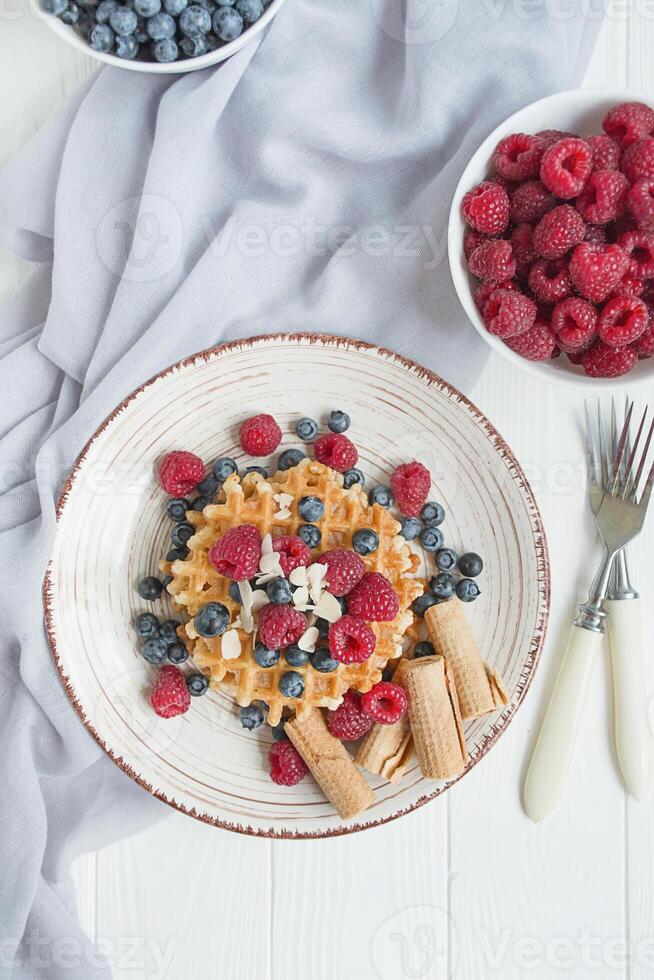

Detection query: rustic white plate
xmin=45 ymin=333 xmax=549 ymax=837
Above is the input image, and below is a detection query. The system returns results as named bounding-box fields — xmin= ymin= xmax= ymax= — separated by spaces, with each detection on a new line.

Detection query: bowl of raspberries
xmin=32 ymin=0 xmax=286 ymax=71
xmin=449 ymin=89 xmax=654 ymax=384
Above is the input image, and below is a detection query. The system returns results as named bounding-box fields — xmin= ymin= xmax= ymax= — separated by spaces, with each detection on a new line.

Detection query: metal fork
xmin=524 ymin=402 xmax=654 ymax=821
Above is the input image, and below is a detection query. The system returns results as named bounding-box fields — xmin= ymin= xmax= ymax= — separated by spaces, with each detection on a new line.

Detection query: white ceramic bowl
xmin=448 ymin=87 xmax=654 ymax=390
xmin=30 ymin=0 xmax=287 ymax=73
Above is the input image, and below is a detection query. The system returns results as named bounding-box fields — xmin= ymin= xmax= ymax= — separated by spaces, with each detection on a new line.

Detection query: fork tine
xmin=632 ymin=413 xmax=654 ymax=500
xmin=639 ymin=459 xmax=654 ymax=510
xmin=598 ymin=400 xmax=610 ymax=489
xmin=623 ymin=405 xmax=647 ymax=500
xmin=609 ymin=401 xmax=633 ymax=495
xmin=585 ymin=400 xmax=601 ymax=489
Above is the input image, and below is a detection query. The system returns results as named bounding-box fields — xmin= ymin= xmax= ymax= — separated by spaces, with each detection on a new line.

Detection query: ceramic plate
xmin=45 ymin=334 xmax=549 ymax=837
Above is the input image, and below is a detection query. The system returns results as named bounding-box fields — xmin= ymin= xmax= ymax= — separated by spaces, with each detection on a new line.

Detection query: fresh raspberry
xmin=360 ymin=682 xmax=408 ymax=725
xmin=575 ymin=171 xmax=628 ymax=224
xmin=258 ymin=604 xmax=307 ymax=650
xmin=159 ymin=451 xmax=205 ymax=497
xmin=272 ymin=535 xmax=311 ymax=576
xmin=461 ymin=180 xmax=510 ymax=234
xmin=528 ymin=258 xmax=573 ymax=303
xmin=314 ymin=433 xmax=358 ymax=472
xmin=569 ymin=242 xmax=629 ymax=303
xmin=468 ymin=239 xmax=516 ymax=282
xmin=603 ymin=101 xmax=654 ymax=149
xmin=621 ymin=136 xmax=654 ymax=182
xmin=150 ymin=665 xmax=191 ymax=719
xmin=566 ymin=348 xmax=587 ymax=365
xmin=313 ymin=549 xmax=365 ymax=596
xmin=474 ymin=279 xmax=516 ymax=312
xmin=463 ymin=229 xmax=491 ymax=260
xmin=618 ymin=230 xmax=654 ymax=277
xmin=612 ymin=212 xmax=637 ymax=238
xmin=635 ymin=320 xmax=654 ymax=357
xmin=537 ymin=128 xmax=577 ymax=147
xmin=627 ymin=178 xmax=654 ymax=231
xmin=588 ymin=134 xmax=622 ymax=172
xmin=492 ymin=132 xmax=544 ymax=181
xmin=616 ymin=271 xmax=645 ymax=297
xmin=505 ymin=319 xmax=558 ymax=361
xmin=532 ymin=204 xmax=585 ymax=259
xmin=511 ymin=223 xmax=536 ymax=265
xmin=540 ymin=137 xmax=592 ymax=199
xmin=239 ymin=414 xmax=282 ymax=457
xmin=582 ymin=339 xmax=638 ymax=378
xmin=328 ymin=615 xmax=376 ymax=664
xmin=551 ymin=297 xmax=598 ymax=352
xmin=390 ymin=461 xmax=431 ymax=518
xmin=488 ymin=174 xmax=514 ymax=192
xmin=326 ymin=690 xmax=374 ymax=740
xmin=509 ymin=180 xmax=555 ymax=224
xmin=584 ymin=224 xmax=608 ymax=245
xmin=483 ymin=289 xmax=537 ymax=339
xmin=208 ymin=524 xmax=261 ymax=580
xmin=268 ymin=741 xmax=308 ymax=786
xmin=598 ymin=294 xmax=648 ymax=347
xmin=347 ymin=572 xmax=400 ymax=623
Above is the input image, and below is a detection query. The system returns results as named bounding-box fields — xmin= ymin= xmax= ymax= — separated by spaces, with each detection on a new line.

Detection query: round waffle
xmin=161 ymin=459 xmax=423 ymax=725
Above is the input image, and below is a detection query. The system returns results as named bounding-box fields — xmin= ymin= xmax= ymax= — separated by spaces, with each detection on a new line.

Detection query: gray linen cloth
xmin=0 ymin=1 xmax=602 ymax=975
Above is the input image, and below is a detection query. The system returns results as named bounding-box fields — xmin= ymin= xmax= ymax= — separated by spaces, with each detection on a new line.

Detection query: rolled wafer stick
xmin=356 ymin=660 xmax=413 ymax=782
xmin=425 ymin=601 xmax=508 ymax=721
xmin=285 ymin=709 xmax=375 ymax=820
xmin=402 ymin=655 xmax=467 ymax=780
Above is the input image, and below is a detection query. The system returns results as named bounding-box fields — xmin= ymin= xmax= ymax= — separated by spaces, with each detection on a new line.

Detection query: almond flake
xmin=261 ymin=533 xmax=273 ymax=556
xmin=258 ymin=552 xmax=284 ymax=577
xmin=292 ymin=586 xmax=311 ymax=611
xmin=237 ymin=580 xmax=254 ymax=632
xmin=307 ymin=562 xmax=328 ymax=603
xmin=273 ymin=492 xmax=294 ymax=510
xmin=298 ymin=626 xmax=320 ymax=653
xmin=289 ymin=566 xmax=308 ymax=588
xmin=222 ymin=629 xmax=241 ymax=660
xmin=251 ymin=589 xmax=269 ymax=612
xmin=274 ymin=507 xmax=292 ymax=520
xmin=312 ymin=591 xmax=343 ymax=623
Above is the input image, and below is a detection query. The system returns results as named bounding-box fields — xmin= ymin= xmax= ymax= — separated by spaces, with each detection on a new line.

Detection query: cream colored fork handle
xmin=524 ymin=625 xmax=601 ymax=822
xmin=605 ymin=597 xmax=653 ymax=801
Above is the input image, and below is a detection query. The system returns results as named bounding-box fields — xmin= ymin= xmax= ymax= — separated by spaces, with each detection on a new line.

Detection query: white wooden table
xmin=3 ymin=5 xmax=654 ymax=978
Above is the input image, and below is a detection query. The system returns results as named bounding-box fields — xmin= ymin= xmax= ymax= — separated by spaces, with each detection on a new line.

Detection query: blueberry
xmin=162 ymin=0 xmax=185 ymax=11
xmin=298 ymin=495 xmax=325 ymax=522
xmin=368 ymin=485 xmax=393 ymax=508
xmin=213 ymin=3 xmax=242 ymax=36
xmin=271 ymin=721 xmax=288 ymax=740
xmin=343 ymin=467 xmax=365 ymax=489
xmin=159 ymin=619 xmax=181 ymax=644
xmin=316 ymin=618 xmax=330 ymax=639
xmin=436 ymin=548 xmax=458 ymax=572
xmin=90 ymin=23 xmax=114 ymax=50
xmin=212 ymin=457 xmax=238 ymax=482
xmin=181 ymin=35 xmax=207 ymax=54
xmin=153 ymin=36 xmax=178 ymax=60
xmin=254 ymin=642 xmax=280 ymax=668
xmin=296 ymin=417 xmax=319 ymax=441
xmin=137 ymin=576 xmax=163 ymax=600
xmin=78 ymin=13 xmax=95 ymax=38
xmin=109 ymin=5 xmax=137 ymax=32
xmin=135 ymin=0 xmax=160 ymax=14
xmin=411 ymin=592 xmax=439 ymax=617
xmin=194 ymin=602 xmax=230 ymax=637
xmin=458 ymin=552 xmax=484 ymax=578
xmin=419 ymin=526 xmax=444 ymax=552
xmin=229 ymin=581 xmax=242 ymax=603
xmin=297 ymin=524 xmax=321 ymax=548
xmin=115 ymin=33 xmax=139 ymax=57
xmin=59 ymin=2 xmax=80 ymax=23
xmin=244 ymin=465 xmax=268 ymax=478
xmin=414 ymin=641 xmax=435 ymax=658
xmin=162 ymin=575 xmax=173 ymax=591
xmin=135 ymin=20 xmax=150 ymax=41
xmin=187 ymin=673 xmax=209 ymax=696
xmin=279 ymin=671 xmax=304 ymax=698
xmin=180 ymin=3 xmax=210 ymax=32
xmin=205 ymin=30 xmax=220 ymax=49
xmin=429 ymin=572 xmax=456 ymax=600
xmin=166 ymin=547 xmax=189 ymax=562
xmin=335 ymin=596 xmax=348 ymax=615
xmin=216 ymin=0 xmax=235 ymax=4
xmin=327 ymin=409 xmax=350 ymax=433
xmin=166 ymin=497 xmax=190 ymax=521
xmin=285 ymin=644 xmax=309 ymax=667
xmin=196 ymin=473 xmax=219 ymax=497
xmin=352 ymin=528 xmax=378 ymax=556
xmin=381 ymin=667 xmax=394 ymax=682
xmin=44 ymin=0 xmax=68 ymax=13
xmin=146 ymin=10 xmax=175 ymax=36
xmin=277 ymin=448 xmax=305 ymax=471
xmin=167 ymin=642 xmax=189 ymax=664
xmin=421 ymin=501 xmax=445 ymax=527
xmin=266 ymin=577 xmax=292 ymax=604
xmin=456 ymin=579 xmax=481 ymax=602
xmin=399 ymin=517 xmax=422 ymax=541
xmin=95 ymin=0 xmax=117 ymax=21
xmin=142 ymin=637 xmax=168 ymax=665
xmin=240 ymin=704 xmax=265 ymax=730
xmin=310 ymin=649 xmax=339 ymax=673
xmin=134 ymin=612 xmax=159 ymax=638
xmin=170 ymin=521 xmax=194 ymax=548
xmin=191 ymin=496 xmax=210 ymax=512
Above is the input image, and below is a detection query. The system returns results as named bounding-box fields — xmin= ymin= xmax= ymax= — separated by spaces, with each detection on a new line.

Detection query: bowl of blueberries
xmin=33 ymin=0 xmax=286 ymax=71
